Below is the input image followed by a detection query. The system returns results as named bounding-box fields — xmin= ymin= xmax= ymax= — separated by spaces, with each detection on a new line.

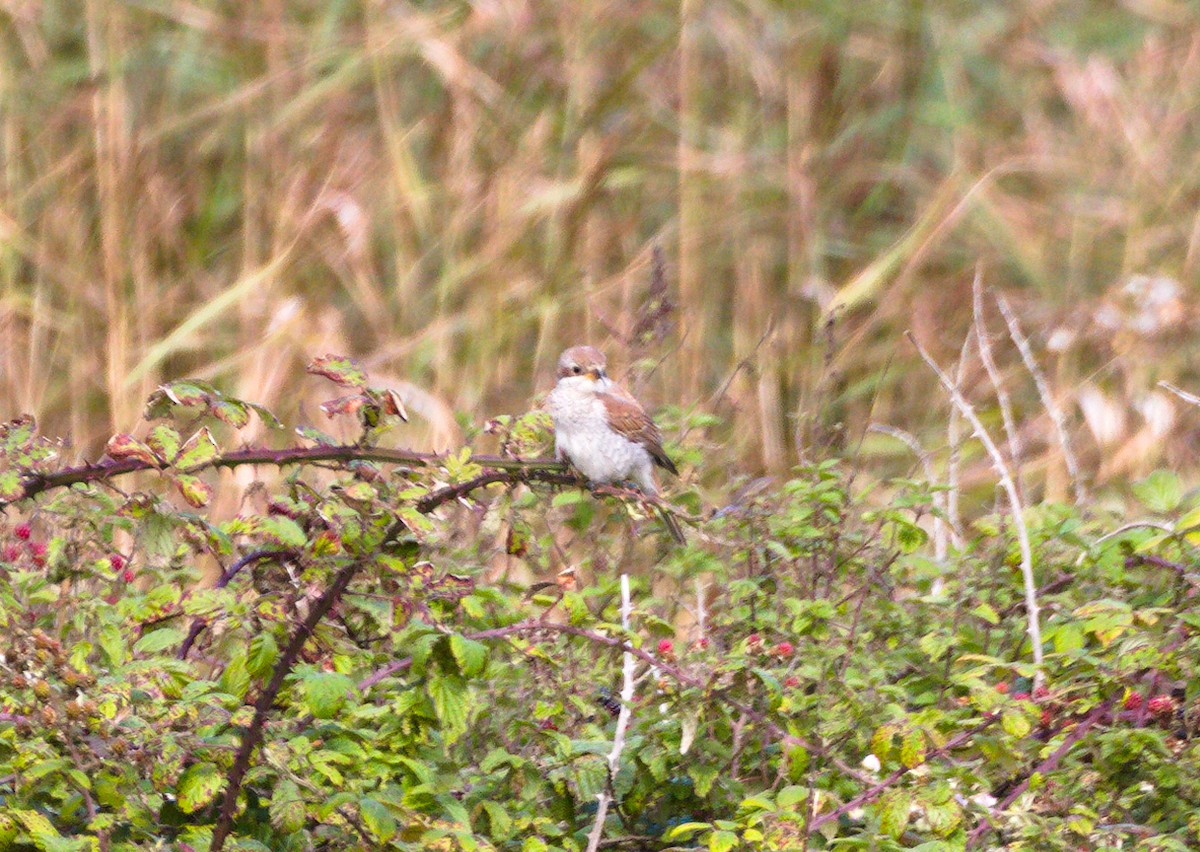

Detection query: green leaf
xmin=175 ymin=427 xmax=220 ymax=471
xmin=220 ymin=655 xmax=250 ymax=700
xmin=480 ymin=800 xmax=513 ymax=840
xmin=270 ymin=780 xmax=306 ymax=834
xmin=0 ymin=469 xmax=23 ymax=501
xmin=1175 ymin=505 xmax=1200 ymax=532
xmin=359 ymin=798 xmax=396 ymax=843
xmin=871 ymin=724 xmax=895 ymax=762
xmin=307 ymin=354 xmax=368 ymax=388
xmin=146 ymin=425 xmax=181 ymax=464
xmin=256 ymin=516 xmax=306 ymax=547
xmin=98 ymin=623 xmax=127 ymax=667
xmin=664 ymin=822 xmax=712 ymax=841
xmin=877 ymin=788 xmax=912 ymax=839
xmin=689 ymin=764 xmax=720 ymax=798
xmin=304 ymin=671 xmax=357 ymax=719
xmin=449 ymin=635 xmax=488 ymax=677
xmin=211 ymin=399 xmax=250 ymax=428
xmin=427 ymin=673 xmax=469 ymax=745
xmin=776 ymin=785 xmax=808 ymax=809
xmin=0 ymin=416 xmax=35 ymax=453
xmin=247 ymin=632 xmax=279 ymax=677
xmin=134 ymin=627 xmax=184 ymax=655
xmin=900 ymin=728 xmax=926 ymax=768
xmin=176 ymin=762 xmax=222 ymax=814
xmin=1002 ymin=708 xmax=1032 ymax=739
xmin=972 ymin=603 xmax=1000 ymax=625
xmin=174 ymin=474 xmax=212 ymax=508
xmin=1133 ymin=470 xmax=1183 ymax=513
xmin=709 ymin=829 xmax=738 ymax=852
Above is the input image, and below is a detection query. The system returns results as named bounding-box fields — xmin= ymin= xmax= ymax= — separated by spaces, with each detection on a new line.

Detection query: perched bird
xmin=546 ymin=345 xmax=685 ymax=543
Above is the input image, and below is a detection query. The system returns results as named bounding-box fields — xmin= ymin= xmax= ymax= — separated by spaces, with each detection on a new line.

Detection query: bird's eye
xmin=572 ymin=366 xmax=582 ymax=374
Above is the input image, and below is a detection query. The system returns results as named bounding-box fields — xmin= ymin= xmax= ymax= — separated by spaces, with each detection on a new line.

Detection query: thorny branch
xmin=210 ymin=558 xmax=362 ymax=851
xmin=4 ymin=444 xmax=568 ymax=507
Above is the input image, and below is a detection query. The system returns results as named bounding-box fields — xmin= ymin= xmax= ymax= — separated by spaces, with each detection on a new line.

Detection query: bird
xmin=546 ymin=345 xmax=685 ymax=544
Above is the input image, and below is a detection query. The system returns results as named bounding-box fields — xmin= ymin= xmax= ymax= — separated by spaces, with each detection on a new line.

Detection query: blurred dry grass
xmin=2 ymin=0 xmax=1200 ymax=496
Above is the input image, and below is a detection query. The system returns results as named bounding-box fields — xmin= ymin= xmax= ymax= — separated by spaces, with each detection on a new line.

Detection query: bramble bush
xmin=3 ymin=357 xmax=1200 ymax=851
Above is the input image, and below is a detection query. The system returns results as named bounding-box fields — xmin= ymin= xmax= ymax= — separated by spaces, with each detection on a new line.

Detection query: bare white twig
xmin=994 ymin=294 xmax=1085 ymax=504
xmin=586 ymin=574 xmax=636 ymax=852
xmin=972 ymin=268 xmax=1022 ymax=498
xmin=907 ymin=331 xmax=1043 ymax=675
xmin=946 ymin=333 xmax=972 ymax=549
xmin=1158 ymin=380 xmax=1200 ymax=409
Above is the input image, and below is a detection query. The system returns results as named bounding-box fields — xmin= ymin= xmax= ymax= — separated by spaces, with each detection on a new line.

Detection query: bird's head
xmin=556 ymin=345 xmax=609 ymax=391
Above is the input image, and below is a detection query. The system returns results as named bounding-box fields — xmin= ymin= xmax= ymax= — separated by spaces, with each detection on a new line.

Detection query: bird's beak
xmin=587 ymin=368 xmax=603 ymax=382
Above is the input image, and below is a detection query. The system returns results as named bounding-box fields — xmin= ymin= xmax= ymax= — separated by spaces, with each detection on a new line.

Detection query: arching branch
xmin=7 ymin=445 xmax=567 ymax=506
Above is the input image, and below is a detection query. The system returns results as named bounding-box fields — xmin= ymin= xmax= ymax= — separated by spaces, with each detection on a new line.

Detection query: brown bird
xmin=546 ymin=345 xmax=685 ymax=543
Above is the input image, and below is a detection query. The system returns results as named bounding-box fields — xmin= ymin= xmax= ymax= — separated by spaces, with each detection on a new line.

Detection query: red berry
xmin=1012 ymin=692 xmax=1031 ymax=702
xmin=784 ymin=676 xmax=801 ymax=688
xmin=28 ymin=541 xmax=46 ymax=566
xmin=122 ymin=568 xmax=135 ymax=583
xmin=1123 ymin=692 xmax=1143 ymax=711
xmin=695 ymin=637 xmax=709 ymax=650
xmin=110 ymin=554 xmax=125 ymax=572
xmin=774 ymin=641 xmax=794 ymax=657
xmin=746 ymin=633 xmax=762 ymax=649
xmin=995 ymin=682 xmax=1010 ymax=694
xmin=14 ymin=523 xmax=30 ymax=540
xmin=657 ymin=639 xmax=674 ymax=656
xmin=2 ymin=544 xmax=21 ymax=562
xmin=1148 ymin=695 xmax=1176 ymax=718
xmin=1034 ymin=684 xmax=1050 ymax=700
xmin=1040 ymin=709 xmax=1053 ymax=727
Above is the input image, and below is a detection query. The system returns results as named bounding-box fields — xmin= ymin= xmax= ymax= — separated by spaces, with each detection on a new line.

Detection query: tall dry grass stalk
xmin=0 ymin=2 xmax=1197 ymax=500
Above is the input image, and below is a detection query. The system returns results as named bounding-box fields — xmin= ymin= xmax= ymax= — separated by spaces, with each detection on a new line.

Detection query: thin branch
xmin=966 ymin=699 xmax=1114 ymax=847
xmin=416 ymin=469 xmax=578 ymax=513
xmin=7 ymin=444 xmax=567 ymax=507
xmin=908 ymin=331 xmax=1043 ymax=675
xmin=586 ymin=574 xmax=636 ymax=852
xmin=179 ymin=549 xmax=293 ymax=659
xmin=994 ymin=294 xmax=1085 ymax=504
xmin=808 ymin=715 xmax=1000 ymax=832
xmin=972 ymin=268 xmax=1022 ymax=498
xmin=210 ymin=558 xmax=362 ymax=851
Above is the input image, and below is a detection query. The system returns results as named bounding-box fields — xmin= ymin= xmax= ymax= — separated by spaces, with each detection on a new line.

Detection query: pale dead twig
xmin=972 ymin=267 xmax=1022 ymax=498
xmin=945 ymin=333 xmax=972 ymax=549
xmin=994 ymin=294 xmax=1085 ymax=504
xmin=907 ymin=331 xmax=1043 ymax=675
xmin=586 ymin=573 xmax=636 ymax=852
xmin=1158 ymin=380 xmax=1200 ymax=409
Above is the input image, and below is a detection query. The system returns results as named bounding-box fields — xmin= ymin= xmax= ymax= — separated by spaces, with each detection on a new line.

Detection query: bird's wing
xmin=598 ymin=390 xmax=679 ymax=475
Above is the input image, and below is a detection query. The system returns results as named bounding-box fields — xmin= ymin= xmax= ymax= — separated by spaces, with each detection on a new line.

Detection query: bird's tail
xmin=658 ymin=505 xmax=686 ymax=545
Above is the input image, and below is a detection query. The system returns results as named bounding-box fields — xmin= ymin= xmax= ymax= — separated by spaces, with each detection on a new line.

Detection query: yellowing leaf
xmin=105 ymin=433 xmax=158 ymax=466
xmin=307 ymin=354 xmax=367 ymax=388
xmin=175 ymin=427 xmax=220 ymax=471
xmin=176 ymin=762 xmax=222 ymax=813
xmin=174 ymin=474 xmax=212 ymax=508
